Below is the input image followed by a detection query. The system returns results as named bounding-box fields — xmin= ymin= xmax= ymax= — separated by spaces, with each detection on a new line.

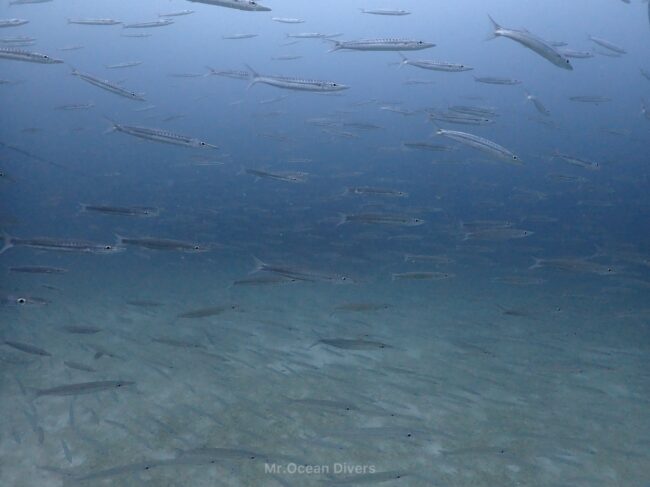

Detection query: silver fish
xmin=9 ymin=265 xmax=68 ymax=274
xmin=398 ymin=53 xmax=472 ymax=72
xmin=474 ymin=76 xmax=521 ymax=85
xmin=0 ymin=19 xmax=29 ymax=28
xmin=588 ymin=36 xmax=626 ymax=54
xmin=525 ymin=91 xmax=550 ymax=116
xmin=35 ymin=381 xmax=135 ymax=397
xmin=123 ymin=19 xmax=174 ymax=28
xmin=4 ymin=340 xmax=51 ymax=356
xmin=360 ymin=8 xmax=410 ymax=15
xmin=252 ymin=257 xmax=352 ymax=283
xmin=106 ymin=120 xmax=218 ymax=148
xmin=1 ymin=295 xmax=50 ymax=306
xmin=346 ymin=187 xmax=407 ymax=197
xmin=436 ymin=128 xmax=521 ymax=164
xmin=488 ymin=15 xmax=572 ymax=70
xmin=159 ymin=10 xmax=195 ymax=17
xmin=312 ymin=338 xmax=391 ymax=350
xmin=553 ymin=152 xmax=600 ymax=170
xmin=272 ymin=17 xmax=304 ymax=23
xmin=327 ymin=38 xmax=434 ymax=51
xmin=67 ymin=19 xmax=122 ymax=26
xmin=559 ymin=48 xmax=594 ymax=59
xmin=63 ymin=361 xmax=96 ymax=372
xmin=55 ymin=102 xmax=94 ymax=110
xmin=1 ymin=233 xmax=121 ymax=254
xmin=71 ymin=69 xmax=144 ymax=100
xmin=338 ymin=213 xmax=424 ymax=226
xmin=105 ymin=61 xmax=143 ymax=69
xmin=116 ymin=235 xmax=208 ymax=252
xmin=222 ymin=33 xmax=258 ymax=39
xmin=392 ymin=271 xmax=454 ymax=280
xmin=81 ymin=204 xmax=159 ymax=217
xmin=188 ymin=0 xmax=271 ymax=11
xmin=244 ymin=168 xmax=306 ymax=182
xmin=569 ymin=95 xmax=611 ymax=104
xmin=0 ymin=47 xmax=63 ymax=64
xmin=246 ymin=65 xmax=348 ymax=92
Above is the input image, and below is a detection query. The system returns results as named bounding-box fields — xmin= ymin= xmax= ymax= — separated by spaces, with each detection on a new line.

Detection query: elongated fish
xmin=436 ymin=129 xmax=521 ymax=164
xmin=116 ymin=235 xmax=208 ymax=252
xmin=9 ymin=265 xmax=68 ymax=274
xmin=67 ymin=19 xmax=122 ymax=26
xmin=1 ymin=294 xmax=50 ymax=306
xmin=488 ymin=15 xmax=572 ymax=70
xmin=159 ymin=10 xmax=194 ymax=17
xmin=222 ymin=33 xmax=257 ymax=39
xmin=360 ymin=9 xmax=410 ymax=15
xmin=327 ymin=38 xmax=434 ymax=52
xmin=346 ymin=187 xmax=407 ymax=197
xmin=1 ymin=233 xmax=121 ymax=254
xmin=245 ymin=65 xmax=348 ymax=92
xmin=123 ymin=19 xmax=174 ymax=28
xmin=177 ymin=305 xmax=237 ymax=318
xmin=35 ymin=380 xmax=135 ymax=397
xmin=569 ymin=95 xmax=611 ymax=104
xmin=398 ymin=53 xmax=471 ymax=72
xmin=244 ymin=168 xmax=306 ymax=182
xmin=81 ymin=204 xmax=159 ymax=217
xmin=188 ymin=0 xmax=271 ymax=11
xmin=588 ymin=36 xmax=626 ymax=54
xmin=312 ymin=338 xmax=391 ymax=350
xmin=272 ymin=17 xmax=304 ymax=23
xmin=525 ymin=91 xmax=550 ymax=115
xmin=0 ymin=47 xmax=63 ymax=64
xmin=55 ymin=102 xmax=94 ymax=110
xmin=339 ymin=213 xmax=424 ymax=226
xmin=105 ymin=61 xmax=142 ymax=69
xmin=71 ymin=69 xmax=144 ymax=100
xmin=0 ymin=19 xmax=29 ymax=28
xmin=64 ymin=361 xmax=97 ymax=372
xmin=252 ymin=257 xmax=352 ymax=283
xmin=106 ymin=120 xmax=218 ymax=148
xmin=474 ymin=76 xmax=521 ymax=85
xmin=4 ymin=340 xmax=51 ymax=356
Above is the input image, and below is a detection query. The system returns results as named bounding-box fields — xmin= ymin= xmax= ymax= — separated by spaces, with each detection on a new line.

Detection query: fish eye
xmin=513 ymin=155 xmax=519 ymax=160
xmin=200 ymin=141 xmax=206 ymax=145
xmin=105 ymin=245 xmax=112 ymax=250
xmin=16 ymin=297 xmax=26 ymax=304
xmin=194 ymin=245 xmax=200 ymax=250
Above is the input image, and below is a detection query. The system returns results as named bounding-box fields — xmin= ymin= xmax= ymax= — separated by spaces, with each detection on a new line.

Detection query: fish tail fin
xmin=251 ymin=256 xmax=266 ymax=274
xmin=398 ymin=52 xmax=408 ymax=67
xmin=529 ymin=258 xmax=543 ymax=270
xmin=244 ymin=63 xmax=258 ymax=78
xmin=114 ymin=233 xmax=125 ymax=247
xmin=324 ymin=39 xmax=342 ymax=52
xmin=101 ymin=115 xmax=118 ymax=134
xmin=0 ymin=231 xmax=13 ymax=254
xmin=486 ymin=14 xmax=500 ymax=40
xmin=336 ymin=213 xmax=348 ymax=226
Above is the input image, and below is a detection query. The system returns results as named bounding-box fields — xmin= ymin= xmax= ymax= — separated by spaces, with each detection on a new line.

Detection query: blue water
xmin=1 ymin=1 xmax=649 ymax=486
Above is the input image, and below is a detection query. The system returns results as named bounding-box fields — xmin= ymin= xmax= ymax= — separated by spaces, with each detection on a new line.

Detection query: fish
xmin=123 ymin=19 xmax=174 ymax=28
xmin=1 ymin=233 xmax=121 ymax=254
xmin=71 ymin=69 xmax=144 ymax=100
xmin=448 ymin=105 xmax=498 ymax=117
xmin=67 ymin=19 xmax=122 ymax=26
xmin=588 ymin=36 xmax=626 ymax=54
xmin=35 ymin=380 xmax=135 ymax=397
xmin=63 ymin=361 xmax=97 ymax=372
xmin=491 ymin=276 xmax=546 ymax=286
xmin=1 ymin=295 xmax=50 ymax=306
xmin=187 ymin=0 xmax=270 ymax=11
xmin=1 ymin=36 xmax=36 ymax=44
xmin=398 ymin=53 xmax=472 ymax=72
xmin=61 ymin=326 xmax=102 ymax=334
xmin=465 ymin=228 xmax=533 ymax=241
xmin=404 ymin=254 xmax=454 ymax=264
xmin=345 ymin=187 xmax=407 ymax=197
xmin=272 ymin=17 xmax=304 ymax=23
xmin=436 ymin=129 xmax=521 ymax=164
xmin=10 ymin=0 xmax=52 ymax=3
xmin=286 ymin=33 xmax=328 ymax=39
xmin=0 ymin=48 xmax=63 ymax=64
xmin=324 ymin=471 xmax=408 ymax=484
xmin=105 ymin=61 xmax=143 ymax=69
xmin=525 ymin=91 xmax=550 ymax=116
xmin=245 ymin=65 xmax=348 ymax=92
xmin=392 ymin=271 xmax=454 ymax=280
xmin=207 ymin=67 xmax=249 ymax=79
xmin=222 ymin=33 xmax=258 ymax=39
xmin=559 ymin=48 xmax=594 ymax=59
xmin=152 ymin=337 xmax=205 ymax=348
xmin=338 ymin=213 xmax=424 ymax=226
xmin=327 ymin=38 xmax=435 ymax=52
xmin=311 ymin=338 xmax=391 ymax=350
xmin=159 ymin=10 xmax=194 ymax=17
xmin=9 ymin=266 xmax=68 ymax=274
xmin=232 ymin=275 xmax=297 ymax=286
xmin=288 ymin=397 xmax=358 ymax=411
xmin=4 ymin=340 xmax=51 ymax=356
xmin=252 ymin=257 xmax=352 ymax=283
xmin=488 ymin=15 xmax=572 ymax=70
xmin=360 ymin=8 xmax=410 ymax=15
xmin=569 ymin=95 xmax=611 ymax=104
xmin=0 ymin=19 xmax=29 ymax=28
xmin=530 ymin=258 xmax=616 ymax=275
xmin=428 ymin=110 xmax=494 ymax=125
xmin=177 ymin=305 xmax=238 ymax=318
xmin=474 ymin=76 xmax=522 ymax=85
xmin=552 ymin=152 xmax=600 ymax=170
xmin=80 ymin=204 xmax=159 ymax=217
xmin=126 ymin=300 xmax=164 ymax=307
xmin=116 ymin=235 xmax=209 ymax=252
xmin=244 ymin=168 xmax=307 ymax=182
xmin=403 ymin=141 xmax=452 ymax=152
xmin=55 ymin=102 xmax=94 ymax=110
xmin=106 ymin=120 xmax=218 ymax=148
xmin=272 ymin=55 xmax=302 ymax=61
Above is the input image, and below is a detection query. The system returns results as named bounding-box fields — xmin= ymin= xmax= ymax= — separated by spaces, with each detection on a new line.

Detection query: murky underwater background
xmin=1 ymin=0 xmax=650 ymax=485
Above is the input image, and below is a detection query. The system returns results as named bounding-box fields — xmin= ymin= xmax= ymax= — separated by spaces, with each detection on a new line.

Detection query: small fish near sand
xmin=177 ymin=305 xmax=239 ymax=318
xmin=311 ymin=338 xmax=392 ymax=350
